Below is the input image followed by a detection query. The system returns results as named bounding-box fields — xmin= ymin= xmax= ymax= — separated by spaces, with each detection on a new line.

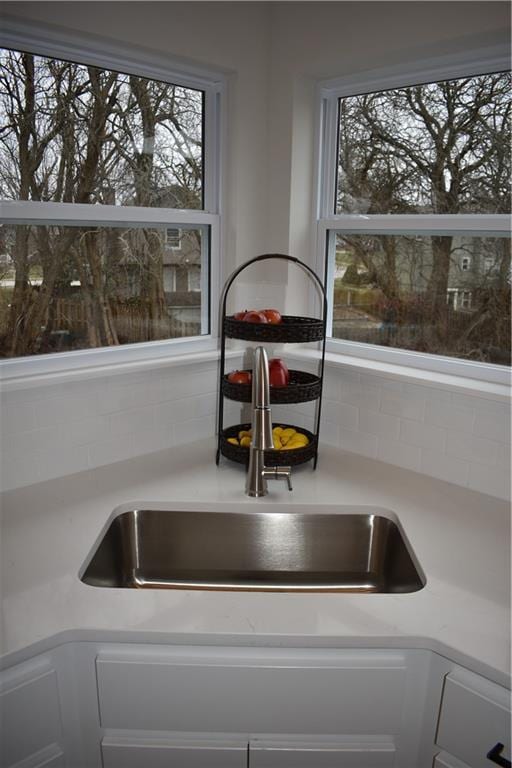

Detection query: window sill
xmin=0 ymin=340 xmax=242 ymax=392
xmin=288 ymin=347 xmax=510 ymax=402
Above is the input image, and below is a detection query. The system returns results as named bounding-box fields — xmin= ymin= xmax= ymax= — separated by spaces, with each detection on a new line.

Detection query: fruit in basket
xmin=282 ymin=433 xmax=309 ymax=450
xmin=243 ymin=310 xmax=268 ymax=323
xmin=227 ymin=425 xmax=308 ymax=451
xmin=261 ymin=309 xmax=282 ymax=324
xmin=269 ymin=358 xmax=290 ymax=388
xmin=233 ymin=308 xmax=283 ymax=324
xmin=227 ymin=370 xmax=252 ymax=385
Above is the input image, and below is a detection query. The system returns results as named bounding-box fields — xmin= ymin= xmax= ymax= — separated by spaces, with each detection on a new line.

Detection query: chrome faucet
xmin=245 ymin=347 xmax=293 ymax=497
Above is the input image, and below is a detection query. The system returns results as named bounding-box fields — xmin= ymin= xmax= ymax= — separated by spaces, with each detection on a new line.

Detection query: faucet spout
xmin=251 ymin=347 xmax=274 ymax=451
xmin=245 ymin=346 xmax=292 ymax=497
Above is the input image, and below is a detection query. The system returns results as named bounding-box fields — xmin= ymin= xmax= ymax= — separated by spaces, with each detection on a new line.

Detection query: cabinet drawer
xmin=249 ymin=737 xmax=396 ymax=767
xmin=96 ymin=648 xmax=406 ymax=734
xmin=436 ymin=669 xmax=511 ymax=768
xmin=101 ymin=736 xmax=247 ymax=768
xmin=433 ymin=753 xmax=471 ymax=768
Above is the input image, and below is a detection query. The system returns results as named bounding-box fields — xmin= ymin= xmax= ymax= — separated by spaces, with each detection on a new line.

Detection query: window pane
xmin=337 ymin=72 xmax=511 ymax=215
xmin=330 ymin=233 xmax=511 ymax=366
xmin=0 ymin=224 xmax=208 ymax=358
xmin=0 ymin=49 xmax=204 ymax=209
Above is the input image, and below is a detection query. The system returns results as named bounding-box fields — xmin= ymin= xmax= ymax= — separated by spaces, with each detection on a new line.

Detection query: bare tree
xmin=337 ymin=72 xmax=511 ymax=357
xmin=0 ymin=49 xmax=204 ymax=356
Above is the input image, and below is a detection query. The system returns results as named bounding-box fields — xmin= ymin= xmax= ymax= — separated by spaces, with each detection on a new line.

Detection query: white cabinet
xmin=95 ymin=646 xmax=407 ymax=736
xmin=435 ymin=668 xmax=511 ymax=768
xmin=101 ymin=735 xmax=247 ymax=768
xmin=0 ymin=656 xmax=65 ymax=768
xmin=1 ymin=639 xmax=510 ymax=768
xmin=249 ymin=737 xmax=396 ymax=767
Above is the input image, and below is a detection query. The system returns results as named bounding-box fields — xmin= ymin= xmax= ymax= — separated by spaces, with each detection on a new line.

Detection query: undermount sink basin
xmin=80 ymin=508 xmax=425 ymax=593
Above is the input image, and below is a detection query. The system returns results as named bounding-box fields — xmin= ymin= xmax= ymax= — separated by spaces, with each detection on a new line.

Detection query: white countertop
xmin=0 ymin=441 xmax=510 ymax=686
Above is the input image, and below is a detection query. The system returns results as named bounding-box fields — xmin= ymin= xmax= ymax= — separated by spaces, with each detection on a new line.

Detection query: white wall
xmin=0 ymin=1 xmax=510 ymax=497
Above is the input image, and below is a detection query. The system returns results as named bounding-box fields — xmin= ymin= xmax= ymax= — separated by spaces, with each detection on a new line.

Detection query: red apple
xmin=261 ymin=309 xmax=282 ymax=324
xmin=227 ymin=370 xmax=252 ymax=385
xmin=269 ymin=358 xmax=289 ymax=388
xmin=243 ymin=310 xmax=268 ymax=323
xmin=233 ymin=310 xmax=248 ymax=321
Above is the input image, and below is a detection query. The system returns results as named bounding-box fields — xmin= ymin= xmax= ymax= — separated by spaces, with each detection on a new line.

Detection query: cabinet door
xmin=0 ymin=661 xmax=64 ymax=768
xmin=249 ymin=737 xmax=395 ymax=767
xmin=101 ymin=735 xmax=247 ymax=768
xmin=435 ymin=668 xmax=511 ymax=768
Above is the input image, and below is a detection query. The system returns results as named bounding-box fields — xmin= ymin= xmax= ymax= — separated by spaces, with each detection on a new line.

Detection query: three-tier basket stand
xmin=215 ymin=254 xmax=328 ymax=470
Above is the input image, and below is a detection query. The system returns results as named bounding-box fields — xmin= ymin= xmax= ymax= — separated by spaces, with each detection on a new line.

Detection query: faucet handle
xmin=262 ymin=465 xmax=293 ymax=491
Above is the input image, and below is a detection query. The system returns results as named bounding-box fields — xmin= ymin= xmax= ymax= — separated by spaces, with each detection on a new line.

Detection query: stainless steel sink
xmin=80 ymin=509 xmax=425 ymax=593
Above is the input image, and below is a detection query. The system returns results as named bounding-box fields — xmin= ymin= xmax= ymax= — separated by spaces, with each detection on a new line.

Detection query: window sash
xmin=315 ymin=46 xmax=511 ymax=385
xmin=0 ymin=20 xmax=224 ymax=380
xmin=320 ymin=223 xmax=510 ymax=385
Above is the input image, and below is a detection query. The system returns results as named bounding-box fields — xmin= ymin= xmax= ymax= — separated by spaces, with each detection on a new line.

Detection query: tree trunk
xmin=425 ymin=235 xmax=452 ymax=329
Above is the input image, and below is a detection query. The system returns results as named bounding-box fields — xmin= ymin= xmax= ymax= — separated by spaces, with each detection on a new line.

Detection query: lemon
xmin=240 ymin=436 xmax=251 ymax=448
xmin=227 ymin=437 xmax=239 ymax=446
xmin=273 ymin=426 xmax=284 ymax=436
xmin=239 ymin=429 xmax=252 ymax=439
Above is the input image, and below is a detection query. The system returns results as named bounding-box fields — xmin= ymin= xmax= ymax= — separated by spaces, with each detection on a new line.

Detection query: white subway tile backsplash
xmin=5 ymin=425 xmax=60 ymax=456
xmin=445 ymin=431 xmax=508 ymax=468
xmin=158 ymin=393 xmax=217 ymax=425
xmin=0 ymin=401 xmax=37 ymax=434
xmin=319 ymin=419 xmax=339 ymax=447
xmin=36 ymin=444 xmax=90 ymax=484
xmin=424 ymin=398 xmax=475 ymax=434
xmin=399 ymin=418 xmax=446 ymax=451
xmin=109 ymin=404 xmax=156 ymax=438
xmin=340 ymin=378 xmax=380 ymax=410
xmin=322 ymin=371 xmax=341 ymax=401
xmin=473 ymin=407 xmax=511 ymax=444
xmin=380 ymin=387 xmax=426 ymax=421
xmin=420 ymin=447 xmax=470 ymax=487
xmin=1 ymin=357 xmax=509 ymax=500
xmin=338 ymin=428 xmax=378 ymax=459
xmin=130 ymin=424 xmax=174 ymax=456
xmin=1 ymin=452 xmax=41 ymax=490
xmin=88 ymin=434 xmax=138 ymax=469
xmin=359 ymin=408 xmax=400 ymax=440
xmin=59 ymin=415 xmax=110 ymax=447
xmin=377 ymin=437 xmax=421 ymax=472
xmin=321 ymin=400 xmax=358 ymax=431
xmin=173 ymin=414 xmax=216 ymax=445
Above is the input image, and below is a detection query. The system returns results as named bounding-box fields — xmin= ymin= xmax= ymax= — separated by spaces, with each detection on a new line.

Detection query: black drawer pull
xmin=487 ymin=743 xmax=511 ymax=767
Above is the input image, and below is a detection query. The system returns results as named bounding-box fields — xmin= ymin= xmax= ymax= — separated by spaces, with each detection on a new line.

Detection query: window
xmin=166 ymin=229 xmax=182 ymax=249
xmin=318 ymin=52 xmax=511 ymax=381
xmin=0 ymin=33 xmax=221 ymax=374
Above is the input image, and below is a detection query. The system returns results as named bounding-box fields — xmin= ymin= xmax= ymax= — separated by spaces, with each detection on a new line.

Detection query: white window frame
xmin=315 ymin=43 xmax=511 ymax=386
xmin=0 ymin=17 xmax=225 ymax=382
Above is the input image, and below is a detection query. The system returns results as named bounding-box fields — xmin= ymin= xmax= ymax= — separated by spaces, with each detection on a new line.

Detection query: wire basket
xmin=222 ymin=370 xmax=321 ymax=404
xmin=224 ymin=315 xmax=324 ymax=343
xmin=220 ymin=422 xmax=317 ymax=467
